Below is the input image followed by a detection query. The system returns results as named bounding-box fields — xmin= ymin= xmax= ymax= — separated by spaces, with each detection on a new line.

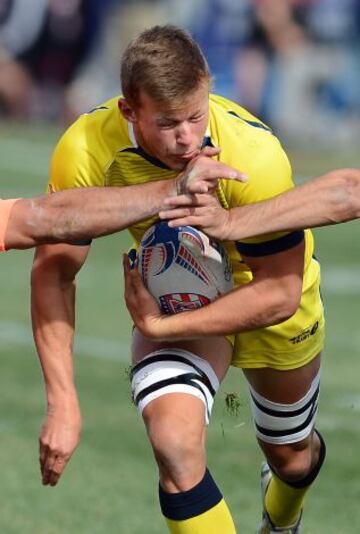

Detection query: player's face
xmin=122 ymin=84 xmax=209 ymax=171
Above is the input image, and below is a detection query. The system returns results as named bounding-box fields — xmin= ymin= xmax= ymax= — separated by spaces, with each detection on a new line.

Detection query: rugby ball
xmin=138 ymin=222 xmax=233 ymax=315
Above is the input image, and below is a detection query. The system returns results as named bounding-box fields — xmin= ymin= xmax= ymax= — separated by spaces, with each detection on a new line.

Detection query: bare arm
xmin=5 ymin=179 xmax=176 ymax=250
xmin=32 ymin=243 xmax=89 ymax=486
xmin=227 ymin=168 xmax=360 ymax=238
xmin=160 ymin=168 xmax=360 ymax=240
xmin=31 ymin=176 xmax=178 ymax=486
xmin=124 ymin=240 xmax=304 ymax=340
xmin=30 ymin=178 xmax=174 ymax=486
xmin=4 ymin=148 xmax=246 ymax=251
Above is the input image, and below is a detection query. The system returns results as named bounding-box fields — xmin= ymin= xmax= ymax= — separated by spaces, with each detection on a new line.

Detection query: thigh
xmin=243 ymin=353 xmax=321 ymax=403
xmin=132 ymin=327 xmax=233 ymax=382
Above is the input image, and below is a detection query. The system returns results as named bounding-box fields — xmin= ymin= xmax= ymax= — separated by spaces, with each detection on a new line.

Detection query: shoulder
xmin=209 ymin=95 xmax=292 ymax=205
xmin=209 ymin=93 xmax=287 ymax=171
xmin=49 ymin=97 xmax=130 ymax=191
xmin=209 ymin=94 xmax=272 ymax=134
xmin=55 ymin=96 xmax=127 ymax=156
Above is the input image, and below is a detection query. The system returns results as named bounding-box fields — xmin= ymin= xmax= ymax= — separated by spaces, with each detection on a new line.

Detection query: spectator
xmin=0 ymin=0 xmax=47 ymax=117
xmin=0 ymin=0 xmax=112 ymax=122
xmin=234 ymin=0 xmax=360 ymax=144
xmin=66 ymin=1 xmax=170 ymax=118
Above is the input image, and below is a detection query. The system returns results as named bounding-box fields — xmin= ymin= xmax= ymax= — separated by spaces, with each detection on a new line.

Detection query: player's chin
xmin=166 ymin=158 xmax=188 ymax=171
xmin=166 ymin=152 xmax=198 ymax=170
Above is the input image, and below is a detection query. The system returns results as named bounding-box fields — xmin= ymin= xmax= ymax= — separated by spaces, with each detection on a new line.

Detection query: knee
xmin=147 ymin=413 xmax=204 ymax=469
xmin=144 ymin=411 xmax=205 ymax=491
xmin=264 ymin=442 xmax=314 ymax=483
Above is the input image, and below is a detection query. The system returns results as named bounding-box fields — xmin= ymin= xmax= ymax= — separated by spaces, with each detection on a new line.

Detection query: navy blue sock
xmin=159 ymin=468 xmax=223 ymax=520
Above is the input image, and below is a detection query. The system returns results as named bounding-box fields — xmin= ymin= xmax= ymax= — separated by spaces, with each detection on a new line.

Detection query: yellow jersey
xmin=48 ymin=94 xmax=325 ymax=370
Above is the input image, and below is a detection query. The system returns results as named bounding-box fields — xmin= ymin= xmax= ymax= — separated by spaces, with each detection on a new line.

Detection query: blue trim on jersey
xmin=159 ymin=468 xmax=222 ymax=520
xmin=236 ymin=230 xmax=304 ymax=257
xmin=121 ymin=147 xmax=170 ymax=169
xmin=202 ymin=135 xmax=214 ymax=148
xmin=85 ymin=106 xmax=109 ymax=115
xmin=69 ymin=239 xmax=93 ymax=246
xmin=227 ymin=110 xmax=272 ymax=133
xmin=121 ymin=134 xmax=215 ymax=169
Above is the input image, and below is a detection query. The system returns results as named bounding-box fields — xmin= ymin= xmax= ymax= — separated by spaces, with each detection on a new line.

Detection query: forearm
xmin=45 ymin=180 xmax=177 ymax=241
xmin=31 ymin=260 xmax=79 ymax=408
xmin=6 ymin=179 xmax=176 ymax=249
xmin=151 ymin=277 xmax=297 ymax=340
xmin=227 ymin=168 xmax=360 ymax=239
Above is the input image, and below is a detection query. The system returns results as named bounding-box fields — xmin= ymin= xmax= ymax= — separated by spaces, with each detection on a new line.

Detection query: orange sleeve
xmin=0 ymin=198 xmax=20 ymax=252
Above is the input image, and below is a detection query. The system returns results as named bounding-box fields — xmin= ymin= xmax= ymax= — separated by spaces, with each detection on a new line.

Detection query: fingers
xmin=162 ymin=193 xmax=214 ymax=208
xmin=196 ymin=162 xmax=248 ymax=183
xmin=200 ymin=146 xmax=221 ymax=157
xmin=123 ymin=254 xmax=147 ymax=303
xmin=167 ymin=216 xmax=197 ymax=228
xmin=186 ymin=170 xmax=247 ymax=195
xmin=190 ymin=182 xmax=210 ymax=194
xmin=39 ymin=441 xmax=69 ymax=487
xmin=123 ymin=254 xmax=135 ymax=306
xmin=123 ymin=253 xmax=140 ymax=285
xmin=159 ymin=207 xmax=194 ymax=220
xmin=123 ymin=252 xmax=131 ymax=274
xmin=38 ymin=412 xmax=81 ymax=488
xmin=159 ymin=194 xmax=218 ymax=227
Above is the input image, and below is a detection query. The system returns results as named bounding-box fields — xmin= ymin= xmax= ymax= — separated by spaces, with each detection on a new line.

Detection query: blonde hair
xmin=121 ymin=25 xmax=211 ymax=108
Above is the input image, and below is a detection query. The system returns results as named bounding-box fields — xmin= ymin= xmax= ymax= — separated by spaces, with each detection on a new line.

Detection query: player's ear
xmin=118 ymin=98 xmax=137 ymax=123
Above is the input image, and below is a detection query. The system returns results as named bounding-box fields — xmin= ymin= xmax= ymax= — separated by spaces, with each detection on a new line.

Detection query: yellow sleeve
xmin=218 ymin=133 xmax=305 ymax=255
xmin=48 ymin=119 xmax=105 ymax=193
xmin=227 ymin=135 xmax=293 ymax=207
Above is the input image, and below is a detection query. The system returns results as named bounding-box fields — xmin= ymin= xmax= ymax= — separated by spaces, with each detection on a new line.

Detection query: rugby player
xmin=32 ymin=25 xmax=325 ymax=534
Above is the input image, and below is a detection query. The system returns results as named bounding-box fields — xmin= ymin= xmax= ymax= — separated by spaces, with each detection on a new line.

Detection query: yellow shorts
xmin=228 ymin=258 xmax=325 ymax=370
xmin=0 ymin=198 xmax=19 ymax=252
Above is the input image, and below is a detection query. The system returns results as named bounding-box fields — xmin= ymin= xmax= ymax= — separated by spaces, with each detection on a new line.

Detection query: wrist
xmin=150 ymin=313 xmax=190 ymax=341
xmin=222 ymin=209 xmax=234 ymax=240
xmin=46 ymin=388 xmax=80 ymax=411
xmin=174 ymin=172 xmax=186 ymax=195
xmin=46 ymin=400 xmax=82 ymax=427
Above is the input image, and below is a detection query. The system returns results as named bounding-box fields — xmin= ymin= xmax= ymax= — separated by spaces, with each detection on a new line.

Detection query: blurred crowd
xmin=1 ymin=0 xmax=360 ymax=146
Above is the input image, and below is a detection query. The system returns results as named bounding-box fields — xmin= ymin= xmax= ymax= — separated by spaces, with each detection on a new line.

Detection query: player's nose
xmin=175 ymin=122 xmax=193 ymax=147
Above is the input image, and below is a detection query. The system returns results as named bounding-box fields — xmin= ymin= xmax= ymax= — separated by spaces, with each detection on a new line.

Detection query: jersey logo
xmin=289 ymin=321 xmax=319 ymax=344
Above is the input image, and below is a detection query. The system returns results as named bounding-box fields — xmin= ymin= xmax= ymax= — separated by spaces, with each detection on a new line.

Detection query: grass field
xmin=1 ymin=121 xmax=360 ymax=533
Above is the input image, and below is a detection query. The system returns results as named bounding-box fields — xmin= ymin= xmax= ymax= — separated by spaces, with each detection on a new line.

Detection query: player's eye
xmin=157 ymin=120 xmax=177 ymax=129
xmin=190 ymin=114 xmax=204 ymax=122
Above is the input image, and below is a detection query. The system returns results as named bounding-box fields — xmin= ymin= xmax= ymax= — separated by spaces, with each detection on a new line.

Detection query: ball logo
xmin=159 ymin=293 xmax=211 ymax=315
xmin=141 ymin=225 xmax=211 ymax=286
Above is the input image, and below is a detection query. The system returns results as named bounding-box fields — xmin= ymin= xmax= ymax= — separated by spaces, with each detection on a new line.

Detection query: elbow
xmin=270 ymin=288 xmax=302 ymax=325
xmin=271 ymin=304 xmax=297 ymax=325
xmin=31 ymin=251 xmax=77 ymax=291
